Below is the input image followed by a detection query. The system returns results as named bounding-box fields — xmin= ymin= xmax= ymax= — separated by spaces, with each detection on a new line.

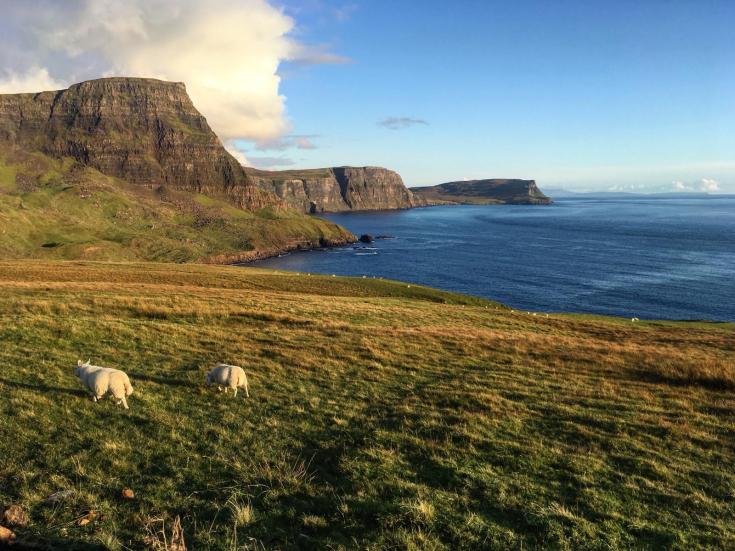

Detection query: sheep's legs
xmin=217 ymin=385 xmax=223 ymax=392
xmin=120 ymin=397 xmax=129 ymax=409
xmin=233 ymin=388 xmax=238 ymax=397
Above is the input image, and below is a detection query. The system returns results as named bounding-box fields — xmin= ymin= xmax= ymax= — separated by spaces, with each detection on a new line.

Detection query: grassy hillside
xmin=0 ymin=147 xmax=353 ymax=262
xmin=0 ymin=262 xmax=733 ymax=550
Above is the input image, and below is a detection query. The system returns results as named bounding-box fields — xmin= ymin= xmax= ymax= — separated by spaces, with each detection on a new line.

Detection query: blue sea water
xmin=251 ymin=197 xmax=735 ymax=321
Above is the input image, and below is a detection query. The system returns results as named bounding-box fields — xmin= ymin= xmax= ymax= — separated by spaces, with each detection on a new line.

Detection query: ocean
xmin=250 ymin=197 xmax=735 ymax=321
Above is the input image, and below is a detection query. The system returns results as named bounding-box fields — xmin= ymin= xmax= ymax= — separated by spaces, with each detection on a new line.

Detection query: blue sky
xmin=259 ymin=0 xmax=735 ymax=191
xmin=0 ymin=1 xmax=732 ymax=192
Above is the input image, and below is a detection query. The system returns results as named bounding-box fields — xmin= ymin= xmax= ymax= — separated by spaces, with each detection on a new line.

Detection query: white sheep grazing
xmin=206 ymin=363 xmax=249 ymax=397
xmin=74 ymin=360 xmax=134 ymax=409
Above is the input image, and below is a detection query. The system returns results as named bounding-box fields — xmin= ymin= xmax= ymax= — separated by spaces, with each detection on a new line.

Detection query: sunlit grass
xmin=0 ymin=261 xmax=733 ymax=549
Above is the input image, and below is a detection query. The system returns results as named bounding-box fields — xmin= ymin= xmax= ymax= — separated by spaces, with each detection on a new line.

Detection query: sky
xmin=0 ymin=0 xmax=733 ymax=192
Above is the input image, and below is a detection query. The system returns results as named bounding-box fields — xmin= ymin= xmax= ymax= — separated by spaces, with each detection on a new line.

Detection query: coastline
xmin=413 ymin=198 xmax=554 ymax=206
xmin=200 ymin=234 xmax=357 ymax=265
xmin=237 ymin=199 xmax=734 ymax=322
xmin=203 ymin=196 xmax=549 ymax=266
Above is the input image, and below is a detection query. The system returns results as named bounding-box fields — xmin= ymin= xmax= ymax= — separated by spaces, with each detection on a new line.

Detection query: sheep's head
xmin=206 ymin=371 xmax=213 ymax=385
xmin=75 ymin=359 xmax=91 ymax=377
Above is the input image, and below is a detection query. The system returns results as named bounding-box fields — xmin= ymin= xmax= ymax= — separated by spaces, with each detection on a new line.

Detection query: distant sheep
xmin=74 ymin=360 xmax=134 ymax=409
xmin=206 ymin=363 xmax=249 ymax=397
xmin=631 ymin=317 xmax=640 ymax=322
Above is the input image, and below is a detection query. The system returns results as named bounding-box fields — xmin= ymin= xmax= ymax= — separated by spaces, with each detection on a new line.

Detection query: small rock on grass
xmin=0 ymin=525 xmax=16 ymax=545
xmin=77 ymin=511 xmax=98 ymax=527
xmin=121 ymin=488 xmax=135 ymax=500
xmin=1 ymin=506 xmax=27 ymax=528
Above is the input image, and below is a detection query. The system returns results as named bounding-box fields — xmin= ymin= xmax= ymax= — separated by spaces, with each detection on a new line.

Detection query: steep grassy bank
xmin=0 ymin=148 xmax=354 ymax=262
xmin=0 ymin=262 xmax=733 ymax=550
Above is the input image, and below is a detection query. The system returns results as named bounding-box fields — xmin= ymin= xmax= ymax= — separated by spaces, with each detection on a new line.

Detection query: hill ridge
xmin=412 ymin=178 xmax=552 ymax=205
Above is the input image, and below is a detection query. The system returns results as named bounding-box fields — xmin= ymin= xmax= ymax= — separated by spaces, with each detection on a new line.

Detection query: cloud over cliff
xmin=0 ymin=0 xmax=342 ymax=158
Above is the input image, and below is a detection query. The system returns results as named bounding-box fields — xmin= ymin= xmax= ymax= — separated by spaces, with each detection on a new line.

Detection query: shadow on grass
xmin=627 ymin=368 xmax=735 ymax=391
xmin=15 ymin=535 xmax=108 ymax=550
xmin=0 ymin=378 xmax=86 ymax=397
xmin=127 ymin=372 xmax=193 ymax=388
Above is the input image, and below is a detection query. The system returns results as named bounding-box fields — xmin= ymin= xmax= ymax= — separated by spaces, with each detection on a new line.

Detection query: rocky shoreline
xmin=201 ymin=234 xmax=358 ymax=265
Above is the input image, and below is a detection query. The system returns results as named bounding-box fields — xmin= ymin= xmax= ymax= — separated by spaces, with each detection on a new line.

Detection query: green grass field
xmin=0 ymin=262 xmax=733 ymax=550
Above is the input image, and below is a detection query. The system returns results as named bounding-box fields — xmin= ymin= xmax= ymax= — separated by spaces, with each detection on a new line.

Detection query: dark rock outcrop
xmin=0 ymin=77 xmax=274 ymax=210
xmin=411 ymin=179 xmax=552 ymax=205
xmin=246 ymin=166 xmax=425 ymax=213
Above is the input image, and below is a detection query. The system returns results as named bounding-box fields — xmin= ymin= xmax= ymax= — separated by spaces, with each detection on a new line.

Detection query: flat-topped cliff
xmin=412 ymin=179 xmax=552 ymax=205
xmin=0 ymin=78 xmax=355 ymax=262
xmin=246 ymin=166 xmax=425 ymax=213
xmin=0 ymin=77 xmax=273 ymax=210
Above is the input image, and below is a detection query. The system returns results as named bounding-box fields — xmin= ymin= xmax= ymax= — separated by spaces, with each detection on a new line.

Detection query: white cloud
xmin=378 ymin=116 xmax=429 ymax=130
xmin=0 ymin=0 xmax=342 ymax=144
xmin=668 ymin=178 xmax=721 ymax=193
xmin=0 ymin=67 xmax=66 ymax=94
xmin=607 ymin=178 xmax=724 ymax=194
xmin=699 ymin=178 xmax=720 ymax=192
xmin=247 ymin=155 xmax=296 ymax=169
xmin=287 ymin=45 xmax=352 ymax=67
xmin=334 ymin=4 xmax=359 ymax=22
xmin=532 ymin=161 xmax=735 ymax=193
xmin=255 ymin=134 xmax=319 ymax=151
xmin=226 ymin=145 xmax=250 ymax=167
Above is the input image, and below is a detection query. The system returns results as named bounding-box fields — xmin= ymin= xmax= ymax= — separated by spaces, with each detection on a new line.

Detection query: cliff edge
xmin=0 ymin=77 xmax=273 ymax=210
xmin=412 ymin=179 xmax=552 ymax=205
xmin=246 ymin=166 xmax=425 ymax=213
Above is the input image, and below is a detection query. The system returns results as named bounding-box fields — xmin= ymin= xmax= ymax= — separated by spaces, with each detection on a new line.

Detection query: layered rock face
xmin=412 ymin=179 xmax=552 ymax=205
xmin=0 ymin=77 xmax=273 ymax=210
xmin=246 ymin=166 xmax=425 ymax=213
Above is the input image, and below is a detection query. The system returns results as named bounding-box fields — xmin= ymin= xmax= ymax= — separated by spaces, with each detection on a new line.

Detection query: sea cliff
xmin=0 ymin=77 xmax=273 ymax=210
xmin=246 ymin=166 xmax=426 ymax=213
xmin=411 ymin=179 xmax=552 ymax=205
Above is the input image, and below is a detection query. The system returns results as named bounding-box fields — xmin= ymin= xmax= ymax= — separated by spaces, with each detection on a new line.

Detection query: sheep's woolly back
xmin=207 ymin=363 xmax=247 ymax=388
xmin=75 ymin=361 xmax=133 ymax=398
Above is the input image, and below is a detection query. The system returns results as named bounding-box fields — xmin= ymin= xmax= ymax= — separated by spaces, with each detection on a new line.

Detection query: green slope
xmin=0 ymin=262 xmax=733 ymax=550
xmin=0 ymin=147 xmax=353 ymax=262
